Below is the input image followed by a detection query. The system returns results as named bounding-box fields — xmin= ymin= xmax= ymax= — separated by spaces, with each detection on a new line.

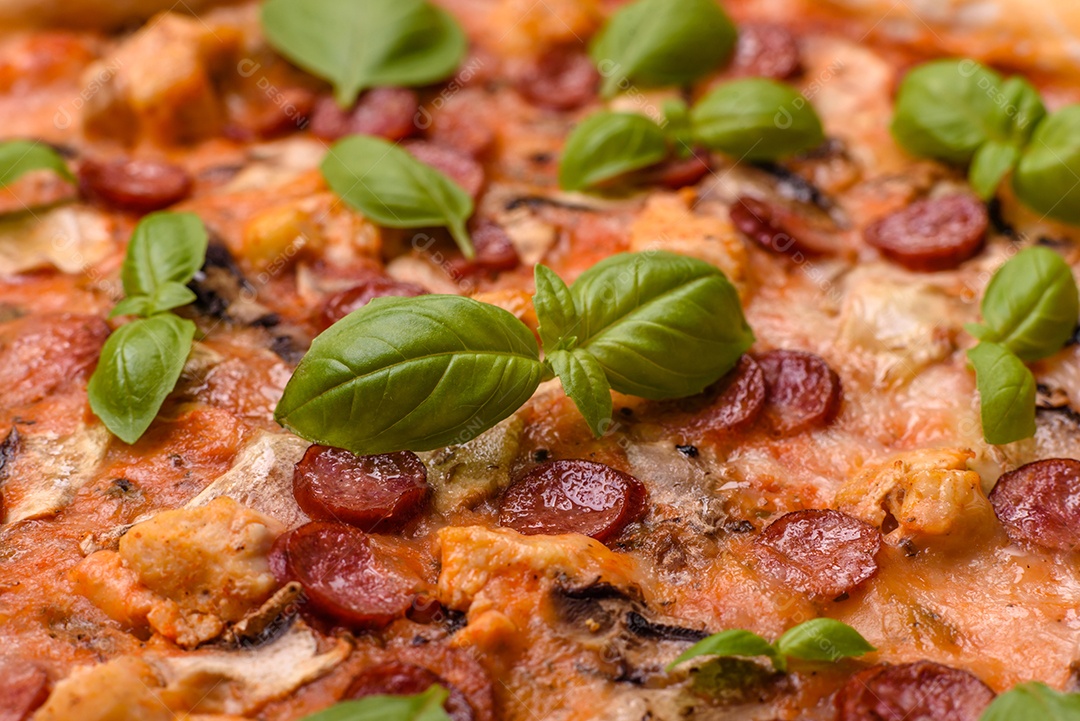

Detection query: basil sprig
xmin=89 ymin=212 xmax=207 ymax=444
xmin=590 ymin=0 xmax=736 ymax=98
xmin=965 ymin=247 xmax=1079 ymax=445
xmin=299 ymin=686 xmax=451 ymax=721
xmin=667 ymin=618 xmax=874 ymax=673
xmin=321 ymin=135 xmax=475 ymax=257
xmin=261 ymin=0 xmax=466 ymax=108
xmin=0 ymin=140 xmax=74 ymax=188
xmin=980 ymin=682 xmax=1080 ymax=721
xmin=1013 ymin=107 xmax=1080 ymax=224
xmin=276 ymin=251 xmax=752 ymax=453
xmin=559 ymin=80 xmax=823 ymax=192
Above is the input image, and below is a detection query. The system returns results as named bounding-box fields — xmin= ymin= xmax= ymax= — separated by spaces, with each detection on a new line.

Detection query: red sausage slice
xmin=447 ymin=221 xmax=521 ymax=278
xmin=346 ymin=662 xmax=475 ymax=721
xmin=835 ymin=661 xmax=995 ymax=721
xmin=757 ymin=349 xmax=842 ymax=435
xmin=863 ymin=194 xmax=987 ymax=272
xmin=404 ymin=141 xmax=485 ymax=199
xmin=293 ymin=446 xmax=429 ymax=531
xmin=989 ymin=458 xmax=1080 ymax=552
xmin=498 ymin=460 xmax=648 ymax=541
xmin=284 ymin=521 xmax=424 ymax=627
xmin=752 ymin=509 xmax=881 ymax=598
xmin=730 ymin=196 xmax=839 ymax=256
xmin=0 ymin=660 xmax=49 ymax=721
xmin=658 ymin=355 xmax=766 ymax=437
xmin=642 ymin=152 xmax=712 ymax=190
xmin=730 ymin=23 xmax=802 ymax=80
xmin=78 ymin=157 xmax=192 ymax=213
xmin=309 ymin=87 xmax=420 ymax=142
xmin=319 ymin=278 xmax=428 ymax=330
xmin=516 ymin=44 xmax=599 ymax=111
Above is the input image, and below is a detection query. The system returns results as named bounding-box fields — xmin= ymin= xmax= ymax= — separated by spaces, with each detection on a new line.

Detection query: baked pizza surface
xmin=1 ymin=1 xmax=1079 ymax=720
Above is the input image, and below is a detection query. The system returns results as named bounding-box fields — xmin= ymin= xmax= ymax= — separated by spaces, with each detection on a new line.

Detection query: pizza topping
xmin=498 ymin=459 xmax=647 ymax=541
xmin=0 ymin=313 xmax=109 ymax=409
xmin=319 ymin=277 xmax=428 ymax=330
xmin=345 ymin=662 xmax=475 ymax=721
xmin=1014 ymin=106 xmax=1080 ymax=225
xmin=0 ymin=140 xmax=74 ymax=190
xmin=645 ymin=152 xmax=712 ymax=189
xmin=516 ymin=44 xmax=599 ymax=110
xmin=730 ymin=196 xmax=838 ymax=256
xmin=0 ymin=659 xmax=49 ymax=721
xmin=283 ymin=521 xmax=426 ymax=627
xmin=558 ymin=112 xmax=669 ymax=192
xmin=863 ymin=193 xmax=987 ymax=272
xmin=729 ymin=23 xmax=802 ymax=80
xmin=446 ymin=220 xmax=521 ymax=277
xmin=656 ymin=354 xmax=766 ymax=437
xmin=834 ymin=661 xmax=995 ymax=721
xmin=292 ymin=446 xmax=429 ymax=531
xmin=77 ymin=157 xmax=192 ymax=214
xmin=989 ymin=458 xmax=1080 ymax=552
xmin=752 ymin=509 xmax=881 ymax=598
xmin=757 ymin=349 xmax=842 ymax=435
xmin=404 ymin=140 xmax=485 ymax=200
xmin=308 ymin=87 xmax=420 ymax=142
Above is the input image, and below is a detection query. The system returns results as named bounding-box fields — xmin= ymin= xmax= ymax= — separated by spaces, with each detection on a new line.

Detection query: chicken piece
xmin=33 ymin=656 xmax=172 ymax=721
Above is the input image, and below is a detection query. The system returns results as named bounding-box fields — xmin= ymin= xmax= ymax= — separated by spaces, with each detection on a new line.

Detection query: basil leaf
xmin=998 ymin=76 xmax=1047 ymax=146
xmin=261 ymin=0 xmax=466 ymax=107
xmin=121 ymin=212 xmax=209 ymax=297
xmin=967 ymin=341 xmax=1037 ymax=445
xmin=981 ymin=682 xmax=1080 ymax=721
xmin=321 ymin=135 xmax=475 ymax=257
xmin=558 ymin=112 xmax=669 ymax=192
xmin=275 ymin=295 xmax=544 ymax=455
xmin=590 ymin=0 xmax=736 ymax=98
xmin=110 ymin=282 xmax=198 ymax=319
xmin=969 ymin=141 xmax=1019 ymax=200
xmin=690 ymin=79 xmax=824 ymax=161
xmin=569 ymin=252 xmax=753 ymax=399
xmin=0 ymin=140 xmax=74 ymax=187
xmin=1014 ymin=105 xmax=1080 ymax=225
xmin=533 ymin=264 xmax=579 ymax=352
xmin=547 ymin=349 xmax=613 ymax=437
xmin=88 ymin=314 xmax=196 ymax=445
xmin=773 ymin=619 xmax=875 ymax=664
xmin=298 ymin=686 xmax=451 ymax=721
xmin=666 ymin=629 xmax=778 ymax=671
xmin=974 ymin=246 xmax=1079 ymax=362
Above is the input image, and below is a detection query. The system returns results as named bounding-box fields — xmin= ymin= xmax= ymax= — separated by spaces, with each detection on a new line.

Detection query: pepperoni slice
xmin=0 ymin=659 xmax=49 ymax=721
xmin=756 ymin=349 xmax=842 ymax=435
xmin=659 ymin=355 xmax=766 ymax=437
xmin=989 ymin=458 xmax=1080 ymax=552
xmin=77 ymin=157 xmax=192 ymax=213
xmin=447 ymin=221 xmax=521 ymax=278
xmin=268 ymin=530 xmax=290 ymax=583
xmin=425 ymin=94 xmax=496 ymax=158
xmin=516 ymin=44 xmax=600 ymax=111
xmin=284 ymin=521 xmax=424 ymax=627
xmin=319 ymin=277 xmax=428 ymax=330
xmin=498 ymin=460 xmax=648 ymax=541
xmin=292 ymin=446 xmax=429 ymax=531
xmin=346 ymin=662 xmax=475 ymax=721
xmin=404 ymin=141 xmax=485 ymax=199
xmin=644 ymin=152 xmax=712 ymax=190
xmin=730 ymin=23 xmax=802 ymax=80
xmin=835 ymin=661 xmax=995 ymax=721
xmin=863 ymin=194 xmax=987 ymax=272
xmin=309 ymin=87 xmax=419 ymax=142
xmin=730 ymin=196 xmax=839 ymax=256
xmin=752 ymin=509 xmax=881 ymax=598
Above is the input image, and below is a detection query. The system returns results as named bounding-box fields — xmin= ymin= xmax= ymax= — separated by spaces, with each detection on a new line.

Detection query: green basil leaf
xmin=121 ymin=212 xmax=209 ymax=297
xmin=690 ymin=79 xmax=824 ymax=161
xmin=590 ymin=0 xmax=736 ymax=98
xmin=533 ymin=264 xmax=579 ymax=351
xmin=773 ymin=619 xmax=875 ymax=664
xmin=967 ymin=341 xmax=1037 ymax=445
xmin=321 ymin=135 xmax=475 ymax=257
xmin=998 ymin=76 xmax=1047 ymax=146
xmin=0 ymin=140 xmax=74 ymax=187
xmin=275 ymin=295 xmax=544 ymax=455
xmin=980 ymin=682 xmax=1080 ymax=721
xmin=109 ymin=296 xmax=153 ymax=319
xmin=547 ymin=349 xmax=613 ymax=437
xmin=569 ymin=251 xmax=753 ymax=399
xmin=662 ymin=98 xmax=694 ymax=155
xmin=666 ymin=629 xmax=778 ymax=671
xmin=298 ymin=686 xmax=451 ymax=721
xmin=1014 ymin=105 xmax=1080 ymax=224
xmin=976 ymin=246 xmax=1079 ymax=362
xmin=88 ymin=314 xmax=196 ymax=445
xmin=969 ymin=140 xmax=1019 ymax=200
xmin=261 ymin=0 xmax=466 ymax=107
xmin=109 ymin=283 xmax=198 ymax=319
xmin=558 ymin=112 xmax=669 ymax=192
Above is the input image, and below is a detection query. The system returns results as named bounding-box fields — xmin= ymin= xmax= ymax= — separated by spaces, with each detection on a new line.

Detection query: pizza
xmin=1 ymin=0 xmax=1080 ymax=720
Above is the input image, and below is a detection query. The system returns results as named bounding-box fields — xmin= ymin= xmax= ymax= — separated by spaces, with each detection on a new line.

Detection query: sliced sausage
xmin=498 ymin=460 xmax=648 ymax=542
xmin=730 ymin=196 xmax=839 ymax=256
xmin=516 ymin=44 xmax=599 ymax=111
xmin=0 ymin=313 xmax=110 ymax=408
xmin=283 ymin=521 xmax=425 ymax=627
xmin=0 ymin=660 xmax=49 ymax=721
xmin=292 ymin=446 xmax=429 ymax=531
xmin=425 ymin=92 xmax=496 ymax=158
xmin=346 ymin=662 xmax=475 ymax=721
xmin=730 ymin=23 xmax=802 ymax=80
xmin=643 ymin=152 xmax=712 ymax=189
xmin=752 ymin=509 xmax=881 ymax=598
xmin=447 ymin=221 xmax=521 ymax=278
xmin=989 ymin=458 xmax=1080 ymax=552
xmin=757 ymin=349 xmax=842 ymax=435
xmin=835 ymin=661 xmax=995 ymax=721
xmin=318 ymin=277 xmax=428 ymax=330
xmin=309 ymin=87 xmax=420 ymax=142
xmin=404 ymin=140 xmax=485 ymax=199
xmin=77 ymin=157 xmax=192 ymax=213
xmin=657 ymin=355 xmax=766 ymax=437
xmin=863 ymin=194 xmax=987 ymax=272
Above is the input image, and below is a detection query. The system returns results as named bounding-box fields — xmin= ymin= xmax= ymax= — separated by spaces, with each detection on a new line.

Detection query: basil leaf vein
xmin=0 ymin=140 xmax=74 ymax=188
xmin=121 ymin=211 xmax=209 ymax=297
xmin=967 ymin=341 xmax=1037 ymax=445
xmin=558 ymin=112 xmax=669 ymax=192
